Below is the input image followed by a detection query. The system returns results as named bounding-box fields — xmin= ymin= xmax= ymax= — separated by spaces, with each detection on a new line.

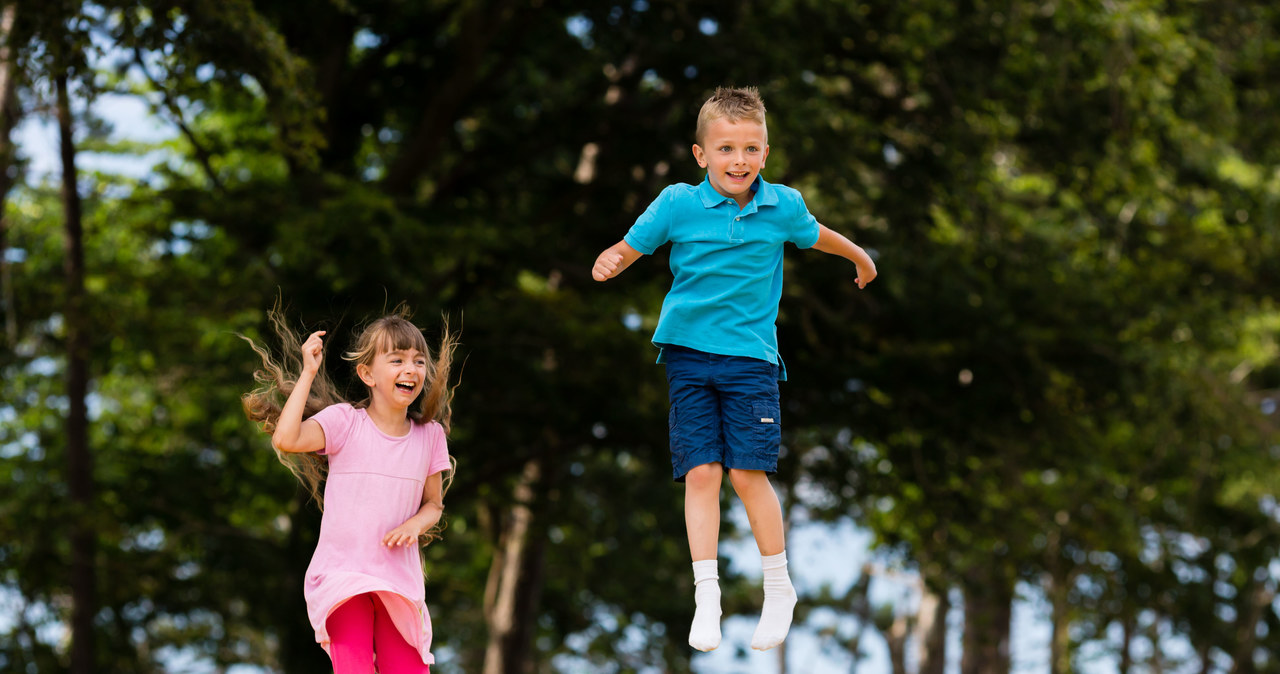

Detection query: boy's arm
xmin=811 ymin=224 xmax=878 ymax=289
xmin=591 ymin=240 xmax=644 ymax=282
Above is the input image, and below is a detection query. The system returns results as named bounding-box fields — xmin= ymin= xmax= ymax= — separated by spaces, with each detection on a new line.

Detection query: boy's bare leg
xmin=684 ymin=462 xmax=724 ymax=651
xmin=685 ymin=463 xmax=724 ymax=560
xmin=727 ymin=468 xmax=784 ymax=555
xmin=728 ymin=469 xmax=797 ymax=651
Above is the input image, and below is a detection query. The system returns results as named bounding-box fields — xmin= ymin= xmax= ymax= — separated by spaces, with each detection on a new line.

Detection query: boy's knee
xmin=685 ymin=462 xmax=724 ymax=491
xmin=727 ymin=468 xmax=768 ymax=491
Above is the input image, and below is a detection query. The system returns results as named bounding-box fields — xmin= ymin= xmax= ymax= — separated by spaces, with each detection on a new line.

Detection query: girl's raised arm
xmin=272 ymin=331 xmax=328 ymax=454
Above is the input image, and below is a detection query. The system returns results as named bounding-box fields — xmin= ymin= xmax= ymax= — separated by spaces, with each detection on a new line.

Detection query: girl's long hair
xmin=241 ymin=302 xmax=456 ymax=545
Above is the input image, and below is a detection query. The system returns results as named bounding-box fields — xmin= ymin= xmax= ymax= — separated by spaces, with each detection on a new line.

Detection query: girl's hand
xmin=301 ymin=331 xmax=326 ymax=374
xmin=383 ymin=520 xmax=427 ymax=548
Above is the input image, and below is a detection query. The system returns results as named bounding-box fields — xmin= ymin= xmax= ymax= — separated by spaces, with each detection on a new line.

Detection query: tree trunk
xmin=1146 ymin=618 xmax=1164 ymax=674
xmin=1045 ymin=537 xmax=1076 ymax=674
xmin=382 ymin=0 xmax=517 ymax=196
xmin=917 ymin=585 xmax=949 ymax=674
xmin=1049 ymin=579 xmax=1072 ymax=674
xmin=0 ymin=1 xmax=19 ymax=347
xmin=885 ymin=614 xmax=909 ymax=674
xmin=844 ymin=565 xmax=872 ymax=673
xmin=504 ymin=513 xmax=546 ymax=673
xmin=57 ymin=69 xmax=96 ymax=674
xmin=1118 ymin=608 xmax=1135 ymax=674
xmin=482 ymin=458 xmax=543 ymax=674
xmin=1230 ymin=578 xmax=1273 ymax=674
xmin=960 ymin=566 xmax=1013 ymax=674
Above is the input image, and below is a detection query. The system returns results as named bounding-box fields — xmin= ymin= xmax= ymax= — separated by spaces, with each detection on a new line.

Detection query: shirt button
xmin=735 ymin=217 xmax=741 ymax=221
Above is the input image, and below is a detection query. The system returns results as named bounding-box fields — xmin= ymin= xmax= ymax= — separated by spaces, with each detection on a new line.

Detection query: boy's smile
xmin=692 ymin=117 xmax=770 ymax=209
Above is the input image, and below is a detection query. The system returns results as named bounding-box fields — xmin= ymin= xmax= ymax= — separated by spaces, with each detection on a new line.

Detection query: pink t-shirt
xmin=305 ymin=403 xmax=451 ymax=665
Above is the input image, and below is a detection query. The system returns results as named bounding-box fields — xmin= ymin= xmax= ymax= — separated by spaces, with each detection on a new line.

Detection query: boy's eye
xmin=719 ymin=146 xmax=731 ymax=152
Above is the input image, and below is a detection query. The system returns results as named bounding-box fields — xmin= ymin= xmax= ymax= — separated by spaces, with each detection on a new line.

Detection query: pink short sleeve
xmin=310 ymin=403 xmax=355 ymax=456
xmin=427 ymin=422 xmax=451 ymax=476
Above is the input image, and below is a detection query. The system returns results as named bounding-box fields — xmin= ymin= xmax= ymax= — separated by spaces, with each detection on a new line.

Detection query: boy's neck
xmin=365 ymin=401 xmax=412 ymax=436
xmin=705 ymin=174 xmax=759 ymax=209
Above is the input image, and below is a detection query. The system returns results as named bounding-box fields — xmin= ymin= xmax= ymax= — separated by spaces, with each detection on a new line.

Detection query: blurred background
xmin=2 ymin=1 xmax=1279 ymax=672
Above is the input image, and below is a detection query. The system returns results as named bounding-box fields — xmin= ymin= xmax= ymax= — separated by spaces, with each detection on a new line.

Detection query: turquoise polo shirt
xmin=624 ymin=175 xmax=821 ymax=379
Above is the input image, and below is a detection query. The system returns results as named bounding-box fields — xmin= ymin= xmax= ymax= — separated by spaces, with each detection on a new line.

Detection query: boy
xmin=591 ymin=86 xmax=877 ymax=651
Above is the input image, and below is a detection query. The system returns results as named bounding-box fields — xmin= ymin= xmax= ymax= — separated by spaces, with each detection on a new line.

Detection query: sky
xmin=16 ymin=91 xmax=173 ymax=180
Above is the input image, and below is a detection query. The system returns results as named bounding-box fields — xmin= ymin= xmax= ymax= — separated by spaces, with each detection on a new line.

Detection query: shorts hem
xmin=672 ymin=453 xmax=723 ymax=482
xmin=721 ymin=458 xmax=778 ymax=475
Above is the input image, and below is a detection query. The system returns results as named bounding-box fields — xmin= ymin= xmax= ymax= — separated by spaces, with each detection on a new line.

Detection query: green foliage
xmin=2 ymin=0 xmax=1278 ymax=672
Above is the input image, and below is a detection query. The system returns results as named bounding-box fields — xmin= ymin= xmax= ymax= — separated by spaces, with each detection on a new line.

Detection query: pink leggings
xmin=326 ymin=593 xmax=430 ymax=674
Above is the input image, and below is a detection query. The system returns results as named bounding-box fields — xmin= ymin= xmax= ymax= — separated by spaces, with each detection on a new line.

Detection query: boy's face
xmin=692 ymin=117 xmax=770 ymax=207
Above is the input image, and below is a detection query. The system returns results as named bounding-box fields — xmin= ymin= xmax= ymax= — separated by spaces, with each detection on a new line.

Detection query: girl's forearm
xmin=407 ymin=501 xmax=443 ymax=533
xmin=272 ymin=370 xmax=315 ymax=450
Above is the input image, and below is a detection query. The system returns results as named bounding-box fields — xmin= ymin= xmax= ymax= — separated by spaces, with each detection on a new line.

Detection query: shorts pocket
xmin=751 ymin=400 xmax=781 ymax=450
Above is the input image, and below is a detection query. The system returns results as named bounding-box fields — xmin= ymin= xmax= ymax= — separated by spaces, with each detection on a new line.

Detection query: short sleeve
xmin=789 ymin=192 xmax=821 ymax=249
xmin=426 ymin=422 xmax=451 ymax=476
xmin=623 ymin=186 xmax=675 ymax=255
xmin=310 ymin=403 xmax=355 ymax=456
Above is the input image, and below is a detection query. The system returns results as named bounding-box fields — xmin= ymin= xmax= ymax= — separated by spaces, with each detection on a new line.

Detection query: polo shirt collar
xmin=697 ymin=174 xmax=779 ymax=209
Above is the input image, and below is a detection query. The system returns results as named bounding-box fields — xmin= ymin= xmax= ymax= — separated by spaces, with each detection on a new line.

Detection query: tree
xmin=3 ymin=1 xmax=1279 ymax=672
xmin=0 ymin=1 xmax=20 ymax=347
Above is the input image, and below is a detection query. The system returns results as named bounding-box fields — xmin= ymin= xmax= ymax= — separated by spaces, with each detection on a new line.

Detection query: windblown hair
xmin=241 ymin=303 xmax=457 ymax=546
xmin=695 ymin=86 xmax=768 ymax=146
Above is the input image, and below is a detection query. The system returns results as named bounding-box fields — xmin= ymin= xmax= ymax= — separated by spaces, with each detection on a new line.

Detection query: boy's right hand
xmin=854 ymin=260 xmax=877 ymax=289
xmin=301 ymin=331 xmax=326 ymax=374
xmin=592 ymin=251 xmax=624 ymax=282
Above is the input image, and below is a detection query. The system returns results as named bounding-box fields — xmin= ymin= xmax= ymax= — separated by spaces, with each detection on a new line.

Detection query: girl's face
xmin=359 ymin=348 xmax=428 ymax=410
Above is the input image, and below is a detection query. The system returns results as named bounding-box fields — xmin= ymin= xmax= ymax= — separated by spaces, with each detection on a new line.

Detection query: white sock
xmin=751 ymin=550 xmax=797 ymax=650
xmin=688 ymin=559 xmax=722 ymax=651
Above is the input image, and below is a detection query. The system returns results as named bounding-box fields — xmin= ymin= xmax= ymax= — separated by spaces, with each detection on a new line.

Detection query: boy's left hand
xmin=855 ymin=261 xmax=877 ymax=289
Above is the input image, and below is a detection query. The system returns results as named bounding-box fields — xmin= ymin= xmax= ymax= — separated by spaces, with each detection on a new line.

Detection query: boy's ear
xmin=356 ymin=363 xmax=374 ymax=387
xmin=691 ymin=143 xmax=708 ymax=168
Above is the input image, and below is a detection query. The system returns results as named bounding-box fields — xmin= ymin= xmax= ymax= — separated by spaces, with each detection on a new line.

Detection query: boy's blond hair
xmin=695 ymin=86 xmax=768 ymax=145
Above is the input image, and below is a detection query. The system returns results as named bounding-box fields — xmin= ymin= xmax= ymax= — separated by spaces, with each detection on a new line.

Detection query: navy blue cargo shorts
xmin=663 ymin=345 xmax=782 ymax=482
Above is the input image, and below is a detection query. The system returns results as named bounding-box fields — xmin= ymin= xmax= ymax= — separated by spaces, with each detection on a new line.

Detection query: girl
xmin=242 ymin=306 xmax=456 ymax=673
